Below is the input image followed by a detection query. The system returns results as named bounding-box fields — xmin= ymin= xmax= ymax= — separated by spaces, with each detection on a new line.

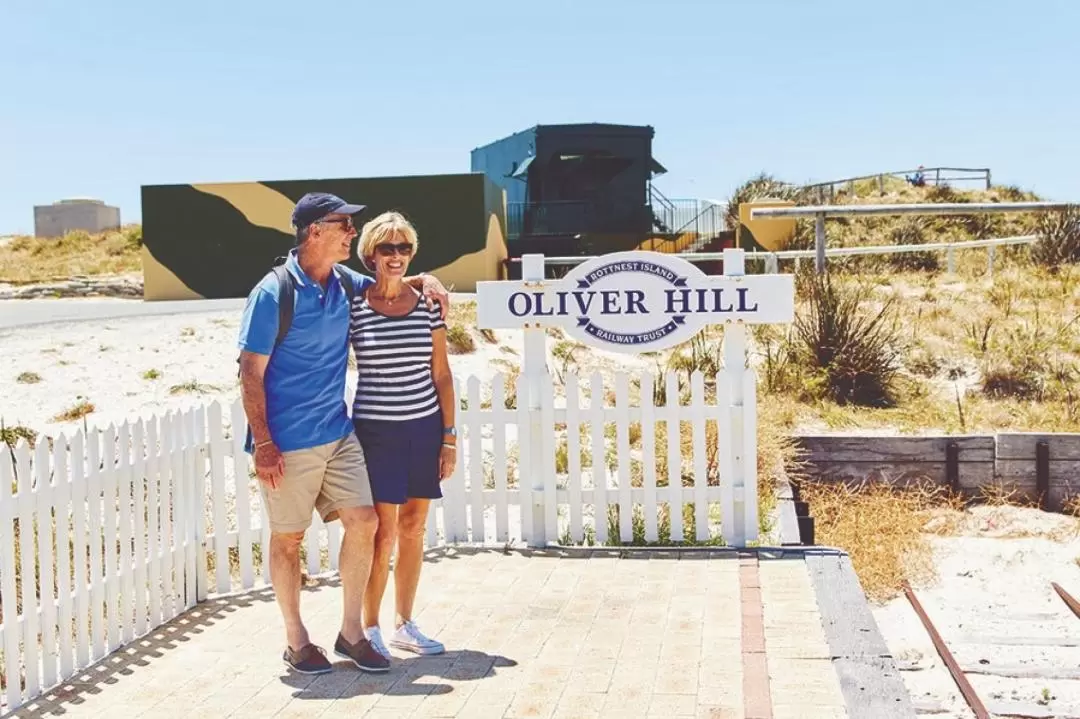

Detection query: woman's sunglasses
xmin=375 ymin=242 xmax=414 ymax=257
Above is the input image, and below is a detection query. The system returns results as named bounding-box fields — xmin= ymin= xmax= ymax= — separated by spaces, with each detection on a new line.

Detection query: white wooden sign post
xmin=476 ymin=248 xmax=795 ymax=547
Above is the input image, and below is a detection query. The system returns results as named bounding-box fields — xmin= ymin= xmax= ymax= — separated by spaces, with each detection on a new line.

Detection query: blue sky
xmin=4 ymin=0 xmax=1076 ymax=235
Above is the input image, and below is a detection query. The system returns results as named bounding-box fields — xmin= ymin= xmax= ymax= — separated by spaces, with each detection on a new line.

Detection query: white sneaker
xmin=390 ymin=620 xmax=445 ymax=655
xmin=363 ymin=626 xmax=392 ymax=660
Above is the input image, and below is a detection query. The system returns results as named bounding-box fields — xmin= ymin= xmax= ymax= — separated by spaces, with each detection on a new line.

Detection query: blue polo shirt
xmin=237 ymin=250 xmax=373 ymax=453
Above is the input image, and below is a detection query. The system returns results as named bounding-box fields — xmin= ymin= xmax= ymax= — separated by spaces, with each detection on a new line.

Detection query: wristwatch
xmin=443 ymin=426 xmax=456 ymax=438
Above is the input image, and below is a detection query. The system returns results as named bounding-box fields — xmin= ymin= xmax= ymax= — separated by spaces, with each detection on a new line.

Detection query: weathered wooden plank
xmin=775 ymin=481 xmax=801 ymax=546
xmin=805 ymin=550 xmax=892 ymax=658
xmin=953 ymin=634 xmax=1080 ymax=647
xmin=805 ymin=460 xmax=995 ymax=490
xmin=997 ymin=459 xmax=1080 ymax=510
xmin=998 ymin=432 xmax=1080 ymax=460
xmin=833 ymin=656 xmax=919 ymax=719
xmin=796 ymin=435 xmax=995 ymax=463
xmin=997 ymin=459 xmax=1080 ymax=490
xmin=985 ymin=700 xmax=1080 ymax=719
xmin=961 ymin=664 xmax=1080 ymax=680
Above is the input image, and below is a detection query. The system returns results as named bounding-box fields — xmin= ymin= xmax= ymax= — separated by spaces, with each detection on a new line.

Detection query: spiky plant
xmin=792 ymin=271 xmax=904 ymax=407
xmin=888 ymin=217 xmax=938 ymax=272
xmin=724 ymin=173 xmax=815 ymax=230
xmin=1030 ymin=205 xmax=1080 ymax=269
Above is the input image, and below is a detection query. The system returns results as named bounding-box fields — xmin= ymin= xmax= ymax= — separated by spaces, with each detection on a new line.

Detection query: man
xmin=237 ymin=192 xmax=449 ymax=675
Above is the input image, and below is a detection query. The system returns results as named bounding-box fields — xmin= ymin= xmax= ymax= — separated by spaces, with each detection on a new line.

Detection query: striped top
xmin=349 ymin=291 xmax=446 ymax=422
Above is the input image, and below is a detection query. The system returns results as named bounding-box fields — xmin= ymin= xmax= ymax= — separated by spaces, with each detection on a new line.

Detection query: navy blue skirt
xmin=353 ymin=411 xmax=444 ymax=505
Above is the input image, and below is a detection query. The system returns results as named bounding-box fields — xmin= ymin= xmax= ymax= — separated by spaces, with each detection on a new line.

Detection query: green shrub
xmin=793 ymin=272 xmax=904 ymax=407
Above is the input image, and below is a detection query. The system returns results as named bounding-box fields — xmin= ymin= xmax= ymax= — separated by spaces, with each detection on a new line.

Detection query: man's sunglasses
xmin=375 ymin=243 xmax=414 ymax=257
xmin=314 ymin=217 xmax=354 ymax=230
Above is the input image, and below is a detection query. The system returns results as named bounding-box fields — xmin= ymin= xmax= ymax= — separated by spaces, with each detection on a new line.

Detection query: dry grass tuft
xmin=446 ymin=324 xmax=476 ymax=354
xmin=797 ymin=478 xmax=963 ymax=602
xmin=168 ymin=380 xmax=220 ymax=395
xmin=0 ymin=226 xmax=143 ymax=283
xmin=51 ymin=399 xmax=94 ymax=423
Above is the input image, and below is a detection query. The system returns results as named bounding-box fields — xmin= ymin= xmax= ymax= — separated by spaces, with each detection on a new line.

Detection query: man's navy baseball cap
xmin=291 ymin=192 xmax=366 ymax=229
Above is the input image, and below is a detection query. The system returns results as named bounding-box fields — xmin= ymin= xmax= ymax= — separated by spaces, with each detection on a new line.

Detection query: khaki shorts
xmin=258 ymin=432 xmax=373 ymax=534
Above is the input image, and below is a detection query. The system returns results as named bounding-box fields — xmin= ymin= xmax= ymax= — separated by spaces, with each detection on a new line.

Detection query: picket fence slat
xmin=742 ymin=369 xmax=759 ymax=544
xmin=15 ymin=442 xmax=38 ymax=697
xmin=132 ymin=420 xmax=148 ymax=639
xmin=179 ymin=411 xmax=192 ymax=610
xmin=441 ymin=376 xmax=462 ymax=543
xmin=489 ymin=377 xmax=508 ymax=543
xmin=229 ymin=401 xmax=254 ymax=589
xmin=69 ymin=432 xmax=90 ymax=668
xmin=194 ymin=407 xmax=209 ymax=603
xmin=665 ymin=372 xmax=683 ymax=542
xmin=615 ymin=373 xmax=632 ymax=542
xmin=691 ymin=373 xmax=709 ymax=541
xmin=118 ymin=422 xmax=135 ymax=645
xmin=54 ymin=434 xmax=74 ymax=679
xmin=589 ymin=371 xmax=607 ymax=545
xmin=467 ymin=377 xmax=483 ymax=543
xmin=565 ymin=374 xmax=583 ymax=544
xmin=161 ymin=414 xmax=176 ymax=624
xmin=639 ymin=373 xmax=658 ymax=542
xmin=259 ymin=483 xmax=271 ymax=587
xmin=541 ymin=375 xmax=558 ymax=544
xmin=208 ymin=402 xmax=229 ymax=594
xmin=103 ymin=425 xmax=120 ymax=653
xmin=306 ymin=515 xmax=320 ymax=577
xmin=1 ymin=447 xmax=22 ymax=708
xmin=34 ymin=440 xmax=57 ymax=688
xmin=184 ymin=410 xmax=198 ymax=608
xmin=717 ymin=373 xmax=736 ymax=546
xmin=516 ymin=377 xmax=532 ymax=544
xmin=145 ymin=417 xmax=162 ymax=627
xmin=327 ymin=520 xmax=341 ymax=572
xmin=85 ymin=431 xmax=104 ymax=662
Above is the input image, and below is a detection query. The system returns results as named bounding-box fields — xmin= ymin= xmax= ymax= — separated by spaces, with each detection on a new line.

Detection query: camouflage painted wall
xmin=141 ymin=173 xmax=507 ymax=300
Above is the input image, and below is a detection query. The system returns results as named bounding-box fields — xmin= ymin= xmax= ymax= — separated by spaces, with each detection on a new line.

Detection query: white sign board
xmin=476 ymin=250 xmax=795 ymax=353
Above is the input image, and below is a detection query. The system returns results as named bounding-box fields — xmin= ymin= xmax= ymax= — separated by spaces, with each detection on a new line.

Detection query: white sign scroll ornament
xmin=476 ymin=250 xmax=795 ymax=352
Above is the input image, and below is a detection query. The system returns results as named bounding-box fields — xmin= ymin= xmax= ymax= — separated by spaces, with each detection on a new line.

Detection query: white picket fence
xmin=0 ymin=366 xmax=756 ymax=711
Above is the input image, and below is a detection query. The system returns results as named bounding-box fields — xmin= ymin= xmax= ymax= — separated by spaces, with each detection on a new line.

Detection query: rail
xmin=750 ymin=201 xmax=1072 ymax=219
xmin=749 ymin=201 xmax=1074 ymax=273
xmin=798 ymin=166 xmax=992 ymax=195
xmin=753 ymin=234 xmax=1036 ymax=277
xmin=503 ymin=234 xmax=1039 ymax=279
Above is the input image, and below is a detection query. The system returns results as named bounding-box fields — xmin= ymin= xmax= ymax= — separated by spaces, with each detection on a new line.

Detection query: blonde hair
xmin=357 ymin=211 xmax=419 ymax=269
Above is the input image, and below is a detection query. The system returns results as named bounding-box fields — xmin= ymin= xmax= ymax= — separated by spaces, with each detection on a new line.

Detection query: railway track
xmin=901 ymin=580 xmax=1080 ymax=719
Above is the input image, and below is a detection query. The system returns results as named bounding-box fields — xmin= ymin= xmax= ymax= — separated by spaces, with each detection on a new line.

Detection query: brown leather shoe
xmin=334 ymin=632 xmax=390 ymax=672
xmin=282 ymin=643 xmax=332 ymax=675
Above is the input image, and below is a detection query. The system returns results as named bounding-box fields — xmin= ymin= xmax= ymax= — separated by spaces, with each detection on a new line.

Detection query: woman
xmin=348 ymin=210 xmax=455 ymax=661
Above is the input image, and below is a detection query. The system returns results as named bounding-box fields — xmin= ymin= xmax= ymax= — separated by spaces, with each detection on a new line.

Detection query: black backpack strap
xmin=271 ymin=264 xmax=295 ymax=347
xmin=333 ymin=264 xmax=358 ymax=303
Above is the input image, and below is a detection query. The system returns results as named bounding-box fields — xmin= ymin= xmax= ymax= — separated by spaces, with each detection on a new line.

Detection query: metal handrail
xmin=749 ymin=200 xmax=1074 ymax=273
xmin=504 ymin=234 xmax=1039 ymax=279
xmin=750 ymin=201 xmax=1072 ymax=218
xmin=748 ymin=234 xmax=1035 ymax=259
xmin=797 ymin=166 xmax=992 ymax=192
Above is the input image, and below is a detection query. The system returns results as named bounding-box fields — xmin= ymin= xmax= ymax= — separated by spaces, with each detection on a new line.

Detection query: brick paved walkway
xmin=3 ymin=547 xmax=898 ymax=719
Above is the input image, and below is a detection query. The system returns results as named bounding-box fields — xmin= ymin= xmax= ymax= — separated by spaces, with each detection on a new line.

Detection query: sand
xmin=872 ymin=506 xmax=1080 ymax=718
